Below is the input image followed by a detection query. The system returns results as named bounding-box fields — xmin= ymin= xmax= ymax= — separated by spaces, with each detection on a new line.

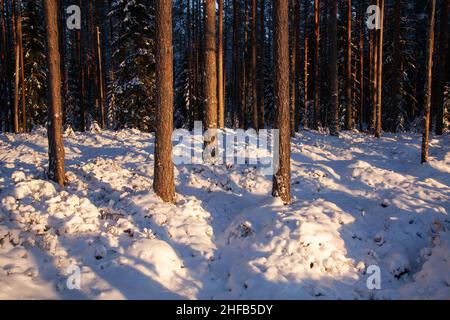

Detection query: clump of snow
xmin=0 ymin=129 xmax=449 ymax=299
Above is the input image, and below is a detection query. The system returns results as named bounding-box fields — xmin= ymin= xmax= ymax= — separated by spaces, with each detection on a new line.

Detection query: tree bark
xmin=435 ymin=0 xmax=449 ymax=135
xmin=44 ymin=0 xmax=65 ymax=187
xmin=204 ymin=0 xmax=218 ymax=130
xmin=12 ymin=0 xmax=19 ymax=133
xmin=251 ymin=0 xmax=258 ymax=130
xmin=313 ymin=0 xmax=320 ymax=129
xmin=303 ymin=0 xmax=309 ymax=129
xmin=154 ymin=0 xmax=175 ymax=203
xmin=344 ymin=0 xmax=352 ymax=130
xmin=329 ymin=0 xmax=339 ymax=136
xmin=272 ymin=0 xmax=291 ymax=205
xmin=375 ymin=0 xmax=384 ymax=138
xmin=218 ymin=0 xmax=225 ymax=128
xmin=257 ymin=0 xmax=265 ymax=129
xmin=359 ymin=0 xmax=364 ymax=131
xmin=421 ymin=0 xmax=436 ymax=163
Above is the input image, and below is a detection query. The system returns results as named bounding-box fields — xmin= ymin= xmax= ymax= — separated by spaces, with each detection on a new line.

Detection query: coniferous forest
xmin=0 ymin=0 xmax=449 ymax=301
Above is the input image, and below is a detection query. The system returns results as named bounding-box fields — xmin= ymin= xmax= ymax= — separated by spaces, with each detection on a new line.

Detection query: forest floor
xmin=0 ymin=127 xmax=449 ymax=299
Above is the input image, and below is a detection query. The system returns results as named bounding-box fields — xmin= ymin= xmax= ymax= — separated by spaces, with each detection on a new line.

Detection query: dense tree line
xmin=0 ymin=0 xmax=448 ymax=203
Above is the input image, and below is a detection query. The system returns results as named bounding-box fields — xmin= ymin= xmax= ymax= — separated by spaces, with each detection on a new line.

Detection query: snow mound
xmin=219 ymin=198 xmax=360 ymax=299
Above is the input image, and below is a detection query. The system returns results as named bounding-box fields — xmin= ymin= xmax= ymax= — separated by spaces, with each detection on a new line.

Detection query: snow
xmin=0 ymin=128 xmax=449 ymax=300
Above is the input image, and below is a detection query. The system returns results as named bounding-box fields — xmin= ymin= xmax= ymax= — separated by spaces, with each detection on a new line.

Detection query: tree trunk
xmin=435 ymin=0 xmax=449 ymax=135
xmin=371 ymin=0 xmax=378 ymax=134
xmin=257 ymin=0 xmax=265 ymax=129
xmin=218 ymin=0 xmax=225 ymax=128
xmin=359 ymin=0 xmax=364 ymax=131
xmin=12 ymin=0 xmax=19 ymax=133
xmin=421 ymin=0 xmax=437 ymax=163
xmin=154 ymin=0 xmax=175 ymax=203
xmin=272 ymin=0 xmax=291 ymax=205
xmin=0 ymin=0 xmax=8 ymax=132
xmin=313 ymin=0 xmax=320 ymax=129
xmin=204 ymin=0 xmax=218 ymax=130
xmin=303 ymin=0 xmax=308 ymax=129
xmin=44 ymin=0 xmax=65 ymax=187
xmin=375 ymin=0 xmax=384 ymax=138
xmin=251 ymin=0 xmax=258 ymax=130
xmin=329 ymin=0 xmax=339 ymax=136
xmin=344 ymin=0 xmax=352 ymax=130
xmin=16 ymin=0 xmax=25 ymax=132
xmin=96 ymin=26 xmax=106 ymax=129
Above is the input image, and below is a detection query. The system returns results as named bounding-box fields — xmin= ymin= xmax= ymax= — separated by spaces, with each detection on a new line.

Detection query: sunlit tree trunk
xmin=421 ymin=0 xmax=436 ymax=163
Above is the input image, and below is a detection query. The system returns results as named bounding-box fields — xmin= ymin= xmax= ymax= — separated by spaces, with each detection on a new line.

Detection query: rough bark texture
xmin=251 ymin=0 xmax=258 ymax=130
xmin=371 ymin=0 xmax=378 ymax=134
xmin=421 ymin=0 xmax=436 ymax=163
xmin=218 ymin=0 xmax=225 ymax=128
xmin=12 ymin=0 xmax=19 ymax=133
xmin=313 ymin=0 xmax=320 ymax=129
xmin=154 ymin=0 xmax=175 ymax=203
xmin=204 ymin=0 xmax=218 ymax=130
xmin=17 ymin=0 xmax=25 ymax=132
xmin=329 ymin=0 xmax=339 ymax=136
xmin=272 ymin=0 xmax=291 ymax=205
xmin=257 ymin=0 xmax=265 ymax=129
xmin=303 ymin=0 xmax=309 ymax=129
xmin=435 ymin=0 xmax=449 ymax=135
xmin=44 ymin=0 xmax=65 ymax=187
xmin=359 ymin=0 xmax=364 ymax=131
xmin=375 ymin=0 xmax=384 ymax=138
xmin=344 ymin=0 xmax=352 ymax=130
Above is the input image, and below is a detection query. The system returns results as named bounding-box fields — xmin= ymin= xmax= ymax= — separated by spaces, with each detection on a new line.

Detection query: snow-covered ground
xmin=0 ymin=127 xmax=449 ymax=300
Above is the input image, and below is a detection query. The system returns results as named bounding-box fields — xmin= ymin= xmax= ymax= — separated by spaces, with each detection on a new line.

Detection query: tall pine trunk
xmin=272 ymin=0 xmax=291 ymax=205
xmin=303 ymin=0 xmax=309 ymax=129
xmin=344 ymin=0 xmax=352 ymax=130
xmin=375 ymin=0 xmax=385 ymax=138
xmin=251 ymin=0 xmax=258 ymax=130
xmin=44 ymin=0 xmax=65 ymax=187
xmin=154 ymin=0 xmax=175 ymax=203
xmin=12 ymin=0 xmax=19 ymax=133
xmin=218 ymin=0 xmax=225 ymax=128
xmin=435 ymin=0 xmax=449 ymax=135
xmin=204 ymin=0 xmax=218 ymax=131
xmin=358 ymin=0 xmax=364 ymax=131
xmin=313 ymin=0 xmax=320 ymax=129
xmin=421 ymin=0 xmax=436 ymax=163
xmin=329 ymin=0 xmax=339 ymax=136
xmin=257 ymin=0 xmax=265 ymax=129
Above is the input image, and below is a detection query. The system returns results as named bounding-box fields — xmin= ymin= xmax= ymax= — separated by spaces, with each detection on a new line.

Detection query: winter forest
xmin=0 ymin=0 xmax=449 ymax=300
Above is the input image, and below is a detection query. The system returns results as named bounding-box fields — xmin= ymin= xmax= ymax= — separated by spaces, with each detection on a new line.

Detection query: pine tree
xmin=218 ymin=0 xmax=225 ymax=128
xmin=313 ymin=0 xmax=320 ymax=129
xmin=204 ymin=0 xmax=217 ymax=131
xmin=344 ymin=0 xmax=352 ymax=130
xmin=435 ymin=0 xmax=449 ymax=135
xmin=154 ymin=0 xmax=175 ymax=203
xmin=272 ymin=0 xmax=291 ymax=204
xmin=421 ymin=0 xmax=436 ymax=163
xmin=375 ymin=0 xmax=385 ymax=138
xmin=44 ymin=0 xmax=65 ymax=187
xmin=329 ymin=0 xmax=339 ymax=136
